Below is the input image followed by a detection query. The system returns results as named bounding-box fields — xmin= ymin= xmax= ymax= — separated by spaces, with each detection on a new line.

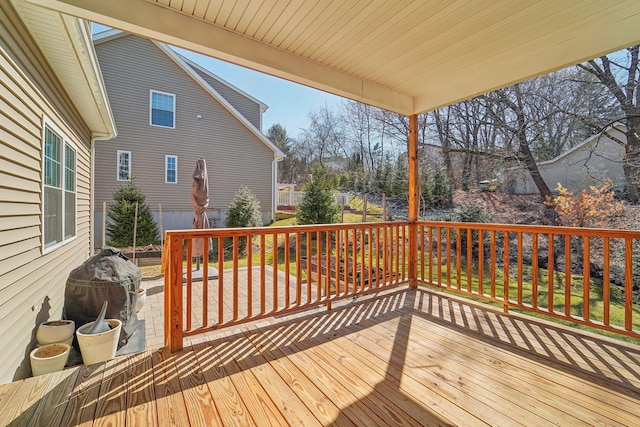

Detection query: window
xmin=150 ymin=90 xmax=175 ymax=128
xmin=43 ymin=123 xmax=76 ymax=250
xmin=165 ymin=155 xmax=177 ymax=183
xmin=117 ymin=150 xmax=131 ymax=181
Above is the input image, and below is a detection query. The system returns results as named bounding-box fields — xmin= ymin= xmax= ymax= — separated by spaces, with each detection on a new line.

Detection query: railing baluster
xmin=437 ymin=226 xmax=442 ymax=286
xmin=335 ymin=228 xmax=341 ymax=295
xmin=273 ymin=233 xmax=278 ymax=312
xmin=466 ymin=227 xmax=472 ymax=292
xmin=517 ymin=232 xmax=523 ymax=305
xmin=503 ymin=231 xmax=509 ymax=312
xmin=326 ymin=231 xmax=332 ymax=300
xmin=456 ymin=226 xmax=462 ymax=290
xmin=306 ymin=232 xmax=312 ymax=304
xmin=478 ymin=229 xmax=484 ymax=295
xmin=186 ymin=238 xmax=193 ymax=331
xmin=428 ymin=226 xmax=433 ymax=284
xmin=603 ymin=237 xmax=610 ymax=326
xmin=548 ymin=233 xmax=554 ymax=314
xmin=532 ymin=233 xmax=538 ymax=309
xmin=625 ymin=238 xmax=633 ymax=331
xmin=420 ymin=225 xmax=425 ymax=281
xmin=284 ymin=232 xmax=290 ymax=309
xmin=352 ymin=228 xmax=358 ymax=293
xmin=490 ymin=230 xmax=496 ymax=299
xmin=218 ymin=236 xmax=224 ymax=325
xmin=401 ymin=225 xmax=406 ymax=282
xmin=583 ymin=236 xmax=590 ymax=322
xmin=248 ymin=234 xmax=253 ymax=317
xmin=295 ymin=231 xmax=301 ymax=306
xmin=316 ymin=230 xmax=322 ymax=302
xmin=202 ymin=236 xmax=209 ymax=328
xmin=232 ymin=236 xmax=238 ymax=321
xmin=260 ymin=234 xmax=266 ymax=315
xmin=564 ymin=235 xmax=571 ymax=317
xmin=343 ymin=229 xmax=349 ymax=295
xmin=446 ymin=227 xmax=452 ymax=287
xmin=368 ymin=227 xmax=373 ymax=288
xmin=361 ymin=227 xmax=366 ymax=290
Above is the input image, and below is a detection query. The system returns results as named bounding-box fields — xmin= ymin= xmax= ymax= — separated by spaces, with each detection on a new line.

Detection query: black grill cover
xmin=63 ymin=247 xmax=140 ymax=348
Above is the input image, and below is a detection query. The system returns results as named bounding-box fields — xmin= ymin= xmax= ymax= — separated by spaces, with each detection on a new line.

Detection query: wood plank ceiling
xmin=23 ymin=0 xmax=640 ymax=115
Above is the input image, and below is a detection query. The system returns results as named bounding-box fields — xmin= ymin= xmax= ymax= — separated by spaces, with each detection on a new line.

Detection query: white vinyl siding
xmin=150 ymin=90 xmax=175 ymax=128
xmin=43 ymin=121 xmax=76 ymax=251
xmin=117 ymin=150 xmax=131 ymax=181
xmin=165 ymin=155 xmax=177 ymax=183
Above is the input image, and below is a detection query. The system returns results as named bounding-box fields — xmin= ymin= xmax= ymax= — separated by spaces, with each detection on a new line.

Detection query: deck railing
xmin=163 ymin=220 xmax=640 ymax=351
xmin=417 ymin=221 xmax=640 ymax=339
xmin=162 ymin=222 xmax=409 ymax=351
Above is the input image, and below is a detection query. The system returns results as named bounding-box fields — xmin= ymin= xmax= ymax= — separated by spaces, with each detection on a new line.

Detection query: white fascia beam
xmin=24 ymin=0 xmax=415 ymax=115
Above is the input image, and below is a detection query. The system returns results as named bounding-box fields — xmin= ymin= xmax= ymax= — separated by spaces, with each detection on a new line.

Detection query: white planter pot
xmin=76 ymin=319 xmax=122 ymax=365
xmin=36 ymin=320 xmax=75 ymax=346
xmin=135 ymin=288 xmax=147 ymax=313
xmin=30 ymin=343 xmax=70 ymax=376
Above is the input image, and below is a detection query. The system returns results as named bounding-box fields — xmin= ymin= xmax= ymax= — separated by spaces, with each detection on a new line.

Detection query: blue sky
xmin=92 ymin=24 xmax=343 ymax=138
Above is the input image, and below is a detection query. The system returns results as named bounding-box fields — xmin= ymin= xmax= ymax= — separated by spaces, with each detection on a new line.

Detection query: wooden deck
xmin=1 ymin=287 xmax=640 ymax=426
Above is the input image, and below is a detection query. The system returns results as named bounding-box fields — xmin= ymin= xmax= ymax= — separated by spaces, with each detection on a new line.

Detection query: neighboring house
xmin=92 ymin=31 xmax=284 ymax=246
xmin=506 ymin=125 xmax=626 ymax=195
xmin=0 ymin=1 xmax=115 ymax=383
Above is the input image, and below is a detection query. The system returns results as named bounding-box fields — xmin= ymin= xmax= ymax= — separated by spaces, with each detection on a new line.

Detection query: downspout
xmin=91 ymin=132 xmax=112 ymax=253
xmin=272 ymin=156 xmax=283 ymax=223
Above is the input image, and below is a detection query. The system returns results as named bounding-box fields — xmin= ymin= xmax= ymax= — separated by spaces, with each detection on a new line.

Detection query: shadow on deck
xmin=2 ymin=287 xmax=640 ymax=426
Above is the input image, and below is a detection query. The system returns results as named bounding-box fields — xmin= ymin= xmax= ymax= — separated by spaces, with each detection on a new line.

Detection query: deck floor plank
xmin=24 ymin=368 xmax=80 ymax=427
xmin=58 ymin=362 xmax=105 ymax=427
xmin=191 ymin=341 xmax=256 ymax=427
xmin=93 ymin=357 xmax=129 ymax=427
xmin=243 ymin=326 xmax=358 ymax=427
xmin=0 ymin=373 xmax=51 ymax=426
xmin=2 ymin=287 xmax=640 ymax=427
xmin=151 ymin=348 xmax=190 ymax=427
xmin=173 ymin=346 xmax=223 ymax=426
xmin=247 ymin=322 xmax=389 ymax=427
xmin=126 ymin=351 xmax=158 ymax=427
xmin=207 ymin=332 xmax=291 ymax=427
xmin=220 ymin=329 xmax=323 ymax=427
xmin=405 ymin=313 xmax=639 ymax=425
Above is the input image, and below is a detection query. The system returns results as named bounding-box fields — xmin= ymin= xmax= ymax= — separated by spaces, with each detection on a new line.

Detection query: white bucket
xmin=30 ymin=343 xmax=70 ymax=376
xmin=76 ymin=319 xmax=122 ymax=365
xmin=135 ymin=288 xmax=147 ymax=313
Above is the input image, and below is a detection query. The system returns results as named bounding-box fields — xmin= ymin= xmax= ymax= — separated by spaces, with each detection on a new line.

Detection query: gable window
xmin=165 ymin=155 xmax=177 ymax=183
xmin=117 ymin=150 xmax=131 ymax=181
xmin=150 ymin=90 xmax=175 ymax=128
xmin=43 ymin=123 xmax=76 ymax=250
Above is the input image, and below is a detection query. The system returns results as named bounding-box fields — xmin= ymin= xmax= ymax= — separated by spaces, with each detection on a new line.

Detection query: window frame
xmin=165 ymin=155 xmax=178 ymax=184
xmin=117 ymin=150 xmax=132 ymax=181
xmin=42 ymin=118 xmax=77 ymax=253
xmin=149 ymin=90 xmax=176 ymax=129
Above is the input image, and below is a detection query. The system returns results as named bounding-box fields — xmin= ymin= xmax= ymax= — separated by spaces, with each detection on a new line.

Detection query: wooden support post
xmin=362 ymin=193 xmax=367 ymax=222
xmin=165 ymin=234 xmax=184 ymax=352
xmin=408 ymin=114 xmax=419 ymax=288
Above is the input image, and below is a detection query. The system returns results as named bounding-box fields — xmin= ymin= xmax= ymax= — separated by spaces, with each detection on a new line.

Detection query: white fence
xmin=278 ymin=191 xmax=350 ymax=207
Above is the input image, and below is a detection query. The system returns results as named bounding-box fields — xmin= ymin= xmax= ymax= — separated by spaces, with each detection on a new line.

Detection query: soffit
xmin=12 ymin=1 xmax=116 ymax=138
xmin=21 ymin=0 xmax=640 ymax=115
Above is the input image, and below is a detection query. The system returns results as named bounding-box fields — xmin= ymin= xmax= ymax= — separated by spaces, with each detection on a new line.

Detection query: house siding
xmin=0 ymin=3 xmax=93 ymax=383
xmin=94 ymin=35 xmax=274 ymax=243
xmin=508 ymin=127 xmax=627 ymax=195
xmin=189 ymin=65 xmax=263 ymax=130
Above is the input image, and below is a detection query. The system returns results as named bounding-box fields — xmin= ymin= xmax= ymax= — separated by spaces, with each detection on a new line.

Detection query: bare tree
xmin=578 ymin=45 xmax=640 ymax=202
